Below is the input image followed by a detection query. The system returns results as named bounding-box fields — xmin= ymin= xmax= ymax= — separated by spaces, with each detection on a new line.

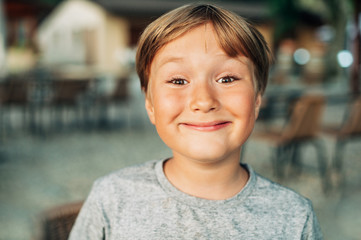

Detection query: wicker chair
xmin=40 ymin=201 xmax=83 ymax=240
xmin=250 ymin=95 xmax=329 ymax=191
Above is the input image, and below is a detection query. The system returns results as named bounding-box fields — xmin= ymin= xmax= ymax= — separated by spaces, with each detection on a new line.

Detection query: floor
xmin=0 ymin=101 xmax=361 ymax=240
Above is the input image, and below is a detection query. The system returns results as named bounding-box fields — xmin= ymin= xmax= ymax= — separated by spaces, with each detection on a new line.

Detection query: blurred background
xmin=0 ymin=0 xmax=360 ymax=239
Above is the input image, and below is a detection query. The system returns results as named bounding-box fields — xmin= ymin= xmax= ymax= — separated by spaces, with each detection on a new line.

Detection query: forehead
xmin=155 ymin=24 xmax=217 ymax=58
xmin=150 ymin=23 xmax=250 ymax=72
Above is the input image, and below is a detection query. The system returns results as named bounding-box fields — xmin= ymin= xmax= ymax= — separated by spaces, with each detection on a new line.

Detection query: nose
xmin=189 ymin=82 xmax=220 ymax=112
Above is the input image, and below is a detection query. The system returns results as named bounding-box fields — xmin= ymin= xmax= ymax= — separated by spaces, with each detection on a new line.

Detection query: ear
xmin=254 ymin=94 xmax=262 ymax=119
xmin=145 ymin=97 xmax=156 ymax=125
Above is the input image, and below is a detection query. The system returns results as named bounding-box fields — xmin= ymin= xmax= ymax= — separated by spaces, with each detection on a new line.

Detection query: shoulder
xmin=252 ymin=177 xmax=323 ymax=239
xmin=243 ymin=164 xmax=313 ymax=215
xmin=239 ymin=166 xmax=322 ymax=238
xmin=251 ymin=172 xmax=313 ymax=213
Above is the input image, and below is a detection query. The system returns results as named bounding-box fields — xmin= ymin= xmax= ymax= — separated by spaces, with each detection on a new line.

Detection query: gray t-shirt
xmin=69 ymin=159 xmax=323 ymax=239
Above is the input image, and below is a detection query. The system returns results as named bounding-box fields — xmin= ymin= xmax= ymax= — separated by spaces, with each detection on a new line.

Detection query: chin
xmin=182 ymin=146 xmax=239 ymax=163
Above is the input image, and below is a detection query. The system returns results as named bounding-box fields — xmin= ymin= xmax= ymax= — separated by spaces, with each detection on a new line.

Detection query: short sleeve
xmin=301 ymin=201 xmax=323 ymax=240
xmin=68 ymin=181 xmax=106 ymax=240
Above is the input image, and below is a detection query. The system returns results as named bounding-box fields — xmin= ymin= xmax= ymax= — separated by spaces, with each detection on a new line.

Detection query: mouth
xmin=180 ymin=121 xmax=231 ymax=131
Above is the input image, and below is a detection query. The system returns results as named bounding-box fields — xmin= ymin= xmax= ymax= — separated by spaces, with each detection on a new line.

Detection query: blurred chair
xmin=51 ymin=78 xmax=91 ymax=130
xmin=324 ymin=96 xmax=361 ymax=182
xmin=108 ymin=78 xmax=128 ymax=103
xmin=26 ymin=67 xmax=54 ymax=135
xmin=3 ymin=76 xmax=29 ymax=107
xmin=257 ymin=89 xmax=302 ymax=122
xmin=40 ymin=201 xmax=83 ymax=240
xmin=81 ymin=75 xmax=129 ymax=129
xmin=0 ymin=72 xmax=54 ymax=137
xmin=250 ymin=95 xmax=329 ymax=191
xmin=0 ymin=76 xmax=30 ymax=133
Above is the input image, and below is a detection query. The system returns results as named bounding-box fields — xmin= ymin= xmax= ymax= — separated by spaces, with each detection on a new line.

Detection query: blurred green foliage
xmin=268 ymin=0 xmax=354 ymax=81
xmin=268 ymin=0 xmax=353 ymax=46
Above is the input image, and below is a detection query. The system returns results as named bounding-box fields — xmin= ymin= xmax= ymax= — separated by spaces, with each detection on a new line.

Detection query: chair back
xmin=41 ymin=201 xmax=83 ymax=240
xmin=339 ymin=96 xmax=361 ymax=136
xmin=282 ymin=95 xmax=325 ymax=141
xmin=52 ymin=79 xmax=90 ymax=105
xmin=3 ymin=78 xmax=29 ymax=105
xmin=0 ymin=82 xmax=6 ymax=104
xmin=111 ymin=78 xmax=128 ymax=101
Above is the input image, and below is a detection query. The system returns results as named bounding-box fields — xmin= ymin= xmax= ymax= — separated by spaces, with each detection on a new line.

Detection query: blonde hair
xmin=136 ymin=4 xmax=272 ymax=95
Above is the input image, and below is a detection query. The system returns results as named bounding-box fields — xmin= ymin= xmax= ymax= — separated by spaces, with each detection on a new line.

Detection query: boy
xmin=69 ymin=4 xmax=323 ymax=239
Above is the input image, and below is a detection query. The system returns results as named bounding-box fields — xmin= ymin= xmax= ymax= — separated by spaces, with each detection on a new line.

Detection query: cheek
xmin=224 ymin=88 xmax=256 ymax=117
xmin=153 ymin=91 xmax=185 ymax=121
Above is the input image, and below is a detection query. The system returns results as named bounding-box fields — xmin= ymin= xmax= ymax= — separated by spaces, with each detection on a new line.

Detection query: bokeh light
xmin=337 ymin=50 xmax=354 ymax=68
xmin=293 ymin=48 xmax=311 ymax=65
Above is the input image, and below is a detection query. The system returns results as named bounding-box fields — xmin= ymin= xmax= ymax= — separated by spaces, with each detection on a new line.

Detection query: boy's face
xmin=145 ymin=23 xmax=261 ymax=164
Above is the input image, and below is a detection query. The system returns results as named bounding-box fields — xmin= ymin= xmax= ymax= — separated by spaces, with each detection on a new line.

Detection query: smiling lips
xmin=180 ymin=121 xmax=231 ymax=131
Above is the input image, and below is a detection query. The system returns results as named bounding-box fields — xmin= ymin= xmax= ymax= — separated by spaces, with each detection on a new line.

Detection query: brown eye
xmin=217 ymin=76 xmax=237 ymax=83
xmin=171 ymin=78 xmax=188 ymax=85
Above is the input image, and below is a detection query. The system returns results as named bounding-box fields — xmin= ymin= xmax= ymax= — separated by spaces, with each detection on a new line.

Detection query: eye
xmin=169 ymin=78 xmax=189 ymax=85
xmin=216 ymin=75 xmax=238 ymax=83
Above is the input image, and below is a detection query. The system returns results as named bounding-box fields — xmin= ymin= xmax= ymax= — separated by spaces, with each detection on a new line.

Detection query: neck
xmin=163 ymin=152 xmax=249 ymax=200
